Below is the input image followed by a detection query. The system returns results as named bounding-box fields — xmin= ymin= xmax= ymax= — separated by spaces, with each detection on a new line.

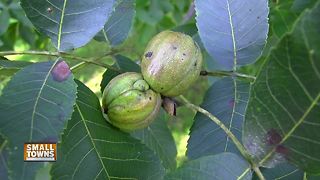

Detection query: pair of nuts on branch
xmin=102 ymin=31 xmax=203 ymax=131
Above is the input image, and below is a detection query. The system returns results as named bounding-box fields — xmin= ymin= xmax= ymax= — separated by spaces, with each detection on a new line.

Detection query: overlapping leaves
xmin=165 ymin=153 xmax=252 ymax=180
xmin=95 ymin=0 xmax=135 ymax=46
xmin=100 ymin=55 xmax=140 ymax=93
xmin=187 ymin=77 xmax=251 ymax=159
xmin=132 ymin=109 xmax=177 ymax=170
xmin=0 ymin=57 xmax=32 ymax=76
xmin=243 ymin=1 xmax=320 ymax=174
xmin=0 ymin=60 xmax=77 ymax=179
xmin=51 ymin=80 xmax=165 ymax=179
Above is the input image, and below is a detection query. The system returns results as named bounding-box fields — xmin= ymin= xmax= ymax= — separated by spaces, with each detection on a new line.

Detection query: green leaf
xmin=243 ymin=1 xmax=320 ymax=174
xmin=0 ymin=7 xmax=10 ymax=35
xmin=291 ymin=0 xmax=317 ymax=12
xmin=307 ymin=174 xmax=320 ymax=180
xmin=269 ymin=0 xmax=317 ymax=38
xmin=8 ymin=1 xmax=33 ymax=28
xmin=187 ymin=77 xmax=251 ymax=159
xmin=100 ymin=55 xmax=140 ymax=93
xmin=253 ymin=163 xmax=303 ymax=180
xmin=0 ymin=60 xmax=77 ymax=179
xmin=165 ymin=153 xmax=252 ymax=180
xmin=20 ymin=0 xmax=115 ymax=51
xmin=172 ymin=23 xmax=198 ymax=37
xmin=0 ymin=136 xmax=9 ymax=180
xmin=0 ymin=57 xmax=32 ymax=76
xmin=195 ymin=0 xmax=269 ymax=70
xmin=131 ymin=109 xmax=177 ymax=170
xmin=95 ymin=0 xmax=135 ymax=46
xmin=51 ymin=80 xmax=165 ymax=180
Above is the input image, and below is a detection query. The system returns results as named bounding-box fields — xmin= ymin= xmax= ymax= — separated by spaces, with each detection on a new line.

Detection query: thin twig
xmin=0 ymin=50 xmax=121 ymax=72
xmin=182 ymin=1 xmax=195 ymax=24
xmin=179 ymin=96 xmax=265 ymax=180
xmin=253 ymin=166 xmax=265 ymax=180
xmin=70 ymin=49 xmax=121 ymax=71
xmin=200 ymin=70 xmax=256 ymax=81
xmin=0 ymin=139 xmax=8 ymax=154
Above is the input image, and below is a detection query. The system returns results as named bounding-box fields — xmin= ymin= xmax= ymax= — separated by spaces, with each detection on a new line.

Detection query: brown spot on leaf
xmin=228 ymin=99 xmax=235 ymax=108
xmin=276 ymin=145 xmax=289 ymax=156
xmin=266 ymin=129 xmax=282 ymax=145
xmin=51 ymin=61 xmax=71 ymax=82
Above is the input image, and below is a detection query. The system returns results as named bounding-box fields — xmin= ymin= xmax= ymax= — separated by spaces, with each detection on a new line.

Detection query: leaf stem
xmin=179 ymin=96 xmax=265 ymax=180
xmin=70 ymin=49 xmax=122 ymax=71
xmin=200 ymin=70 xmax=256 ymax=81
xmin=0 ymin=50 xmax=121 ymax=72
xmin=0 ymin=139 xmax=8 ymax=154
xmin=253 ymin=166 xmax=265 ymax=180
xmin=179 ymin=95 xmax=250 ymax=159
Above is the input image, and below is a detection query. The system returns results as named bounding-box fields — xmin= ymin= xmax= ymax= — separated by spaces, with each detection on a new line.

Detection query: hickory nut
xmin=141 ymin=31 xmax=203 ymax=97
xmin=102 ymin=72 xmax=162 ymax=131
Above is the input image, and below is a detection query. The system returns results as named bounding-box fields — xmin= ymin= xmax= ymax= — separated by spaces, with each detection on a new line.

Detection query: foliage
xmin=0 ymin=0 xmax=319 ymax=179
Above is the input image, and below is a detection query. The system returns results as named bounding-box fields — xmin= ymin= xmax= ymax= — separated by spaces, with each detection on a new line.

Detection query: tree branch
xmin=179 ymin=95 xmax=265 ymax=180
xmin=200 ymin=70 xmax=256 ymax=81
xmin=0 ymin=50 xmax=121 ymax=72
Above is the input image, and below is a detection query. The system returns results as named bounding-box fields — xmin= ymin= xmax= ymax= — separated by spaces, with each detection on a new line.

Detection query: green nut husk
xmin=102 ymin=72 xmax=162 ymax=131
xmin=141 ymin=30 xmax=203 ymax=97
